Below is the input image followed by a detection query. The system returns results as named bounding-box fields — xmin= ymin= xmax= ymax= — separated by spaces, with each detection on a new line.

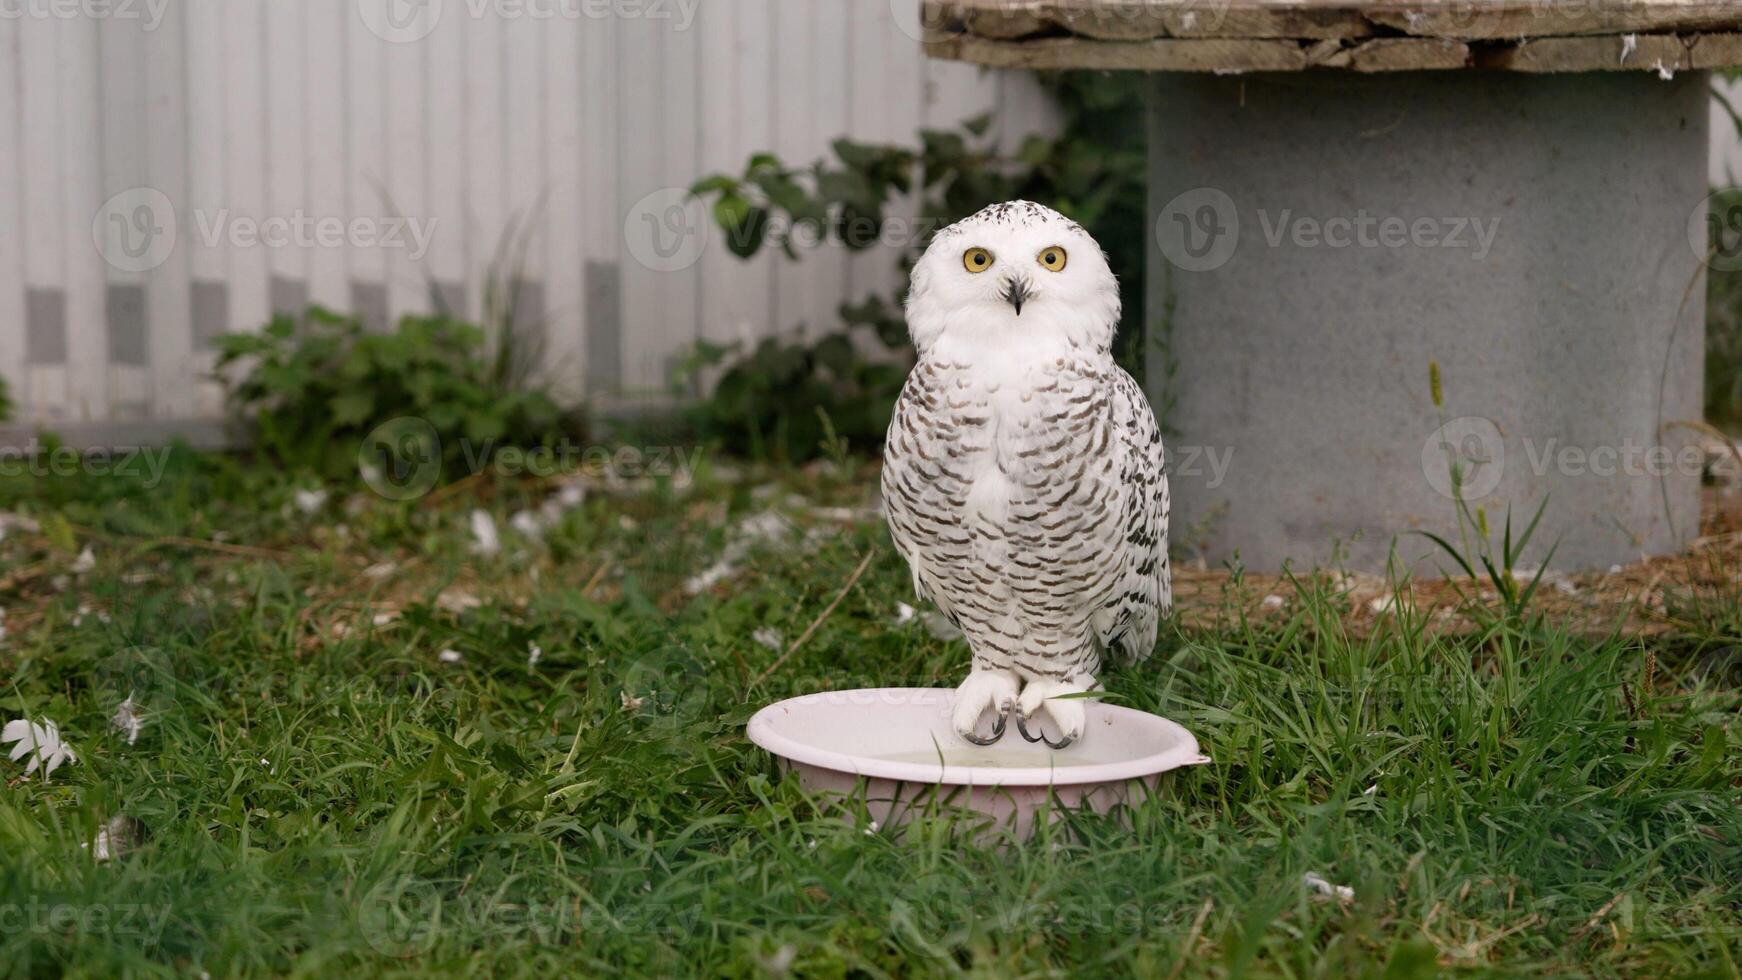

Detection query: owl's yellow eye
xmin=1037 ymin=246 xmax=1067 ymax=272
xmin=962 ymin=247 xmax=993 ymax=273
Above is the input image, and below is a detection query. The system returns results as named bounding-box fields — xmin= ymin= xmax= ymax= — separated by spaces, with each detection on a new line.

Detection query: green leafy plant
xmin=0 ymin=373 xmax=13 ymax=424
xmin=1415 ymin=361 xmax=1559 ymax=623
xmin=215 ymin=309 xmax=580 ymax=482
xmin=674 ymin=297 xmax=909 ymax=462
xmin=683 ymin=73 xmax=1147 ymax=460
xmin=1703 ymin=188 xmax=1742 ymax=428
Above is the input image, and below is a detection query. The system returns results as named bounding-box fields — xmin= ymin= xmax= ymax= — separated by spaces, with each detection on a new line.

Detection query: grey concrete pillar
xmin=1146 ymin=70 xmax=1710 ymax=574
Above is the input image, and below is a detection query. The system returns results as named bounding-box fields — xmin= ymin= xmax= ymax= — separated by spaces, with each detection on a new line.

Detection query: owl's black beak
xmin=1001 ymin=276 xmax=1030 ymax=316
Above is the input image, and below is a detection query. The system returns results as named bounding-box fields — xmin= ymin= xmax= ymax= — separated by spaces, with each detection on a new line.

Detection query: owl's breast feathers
xmin=882 ymin=347 xmax=1170 ymax=678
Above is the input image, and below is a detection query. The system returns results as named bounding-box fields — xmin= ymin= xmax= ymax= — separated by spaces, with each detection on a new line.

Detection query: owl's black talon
xmin=1015 ymin=712 xmax=1077 ymax=750
xmin=959 ymin=709 xmax=1007 ymax=746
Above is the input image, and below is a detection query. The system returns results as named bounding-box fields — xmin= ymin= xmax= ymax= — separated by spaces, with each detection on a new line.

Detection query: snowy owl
xmin=882 ymin=201 xmax=1170 ymax=749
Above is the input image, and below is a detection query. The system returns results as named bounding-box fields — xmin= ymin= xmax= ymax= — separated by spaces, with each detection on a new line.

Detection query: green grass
xmin=0 ymin=450 xmax=1737 ymax=977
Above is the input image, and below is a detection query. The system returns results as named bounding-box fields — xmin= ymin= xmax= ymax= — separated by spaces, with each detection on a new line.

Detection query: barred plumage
xmin=882 ymin=201 xmax=1170 ymax=746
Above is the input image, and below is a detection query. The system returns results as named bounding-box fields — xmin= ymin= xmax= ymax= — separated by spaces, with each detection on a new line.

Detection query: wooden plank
xmin=265 ymin=0 xmax=308 ymax=308
xmin=800 ymin=3 xmax=851 ymax=339
xmin=503 ymin=11 xmax=547 ymax=351
xmin=426 ymin=3 xmax=467 ymax=316
xmin=845 ymin=0 xmax=895 ymax=303
xmin=143 ymin=0 xmax=194 ymax=419
xmin=925 ymin=30 xmax=1742 ymax=72
xmin=659 ymin=14 xmax=703 ymax=391
xmin=579 ymin=12 xmax=620 ymax=397
xmin=1481 ymin=31 xmax=1742 ymax=72
xmin=1363 ymin=1 xmax=1742 ymax=40
xmin=0 ymin=19 xmax=25 ymax=415
xmin=304 ymin=0 xmax=349 ymax=312
xmin=926 ymin=0 xmax=1742 ymax=42
xmin=544 ymin=15 xmax=587 ymax=398
xmin=60 ymin=14 xmax=107 ymax=422
xmin=1316 ymin=36 xmax=1470 ymax=70
xmin=770 ymin=0 xmax=815 ymax=342
xmin=616 ymin=12 xmax=677 ymax=394
xmin=462 ymin=9 xmax=502 ymax=325
xmin=725 ymin=0 xmax=778 ymax=350
xmin=952 ymin=2 xmax=1374 ymax=40
xmin=927 ymin=33 xmax=1314 ymax=71
xmin=184 ymin=0 xmax=227 ymax=415
xmin=345 ymin=4 xmax=387 ymax=326
xmin=382 ymin=0 xmax=427 ymax=322
xmin=22 ymin=15 xmax=66 ymax=421
xmin=695 ymin=0 xmax=753 ymax=377
xmin=98 ymin=11 xmax=150 ymax=416
xmin=223 ymin=0 xmax=270 ymax=338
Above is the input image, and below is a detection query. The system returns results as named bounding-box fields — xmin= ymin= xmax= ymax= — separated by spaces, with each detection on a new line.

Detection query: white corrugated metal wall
xmin=0 ymin=1 xmax=1059 ymax=442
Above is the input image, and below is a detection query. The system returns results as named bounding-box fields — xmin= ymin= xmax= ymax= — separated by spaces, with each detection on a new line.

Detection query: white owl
xmin=882 ymin=201 xmax=1171 ymax=749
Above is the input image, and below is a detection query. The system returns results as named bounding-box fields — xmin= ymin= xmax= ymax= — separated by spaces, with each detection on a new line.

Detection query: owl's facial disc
xmin=1000 ymin=274 xmax=1031 ymax=316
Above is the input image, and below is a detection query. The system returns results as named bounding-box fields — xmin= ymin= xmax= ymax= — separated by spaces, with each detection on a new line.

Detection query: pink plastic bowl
xmin=746 ymin=688 xmax=1209 ymax=837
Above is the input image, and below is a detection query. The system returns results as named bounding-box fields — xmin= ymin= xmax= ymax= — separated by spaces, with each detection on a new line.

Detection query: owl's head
xmin=904 ymin=200 xmax=1119 ymax=355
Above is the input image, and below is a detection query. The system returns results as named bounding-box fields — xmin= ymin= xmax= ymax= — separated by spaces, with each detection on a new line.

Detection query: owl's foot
xmin=1015 ymin=677 xmax=1092 ymax=749
xmin=952 ymin=668 xmax=1019 ymax=746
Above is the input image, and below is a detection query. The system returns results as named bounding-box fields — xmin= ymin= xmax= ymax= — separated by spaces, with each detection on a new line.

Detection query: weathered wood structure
xmin=927 ymin=0 xmax=1735 ymax=572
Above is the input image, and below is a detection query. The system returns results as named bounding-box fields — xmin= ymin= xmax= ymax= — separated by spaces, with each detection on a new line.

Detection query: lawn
xmin=0 ymin=449 xmax=1737 ymax=977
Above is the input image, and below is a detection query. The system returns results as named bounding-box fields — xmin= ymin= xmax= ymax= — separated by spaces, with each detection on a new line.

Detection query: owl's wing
xmin=1096 ymin=368 xmax=1171 ymax=663
xmin=881 ymin=373 xmax=968 ymax=633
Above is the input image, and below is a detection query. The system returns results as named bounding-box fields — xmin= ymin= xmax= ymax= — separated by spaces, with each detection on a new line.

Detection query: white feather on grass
xmin=3 ymin=718 xmax=78 ymax=777
xmin=111 ymin=696 xmax=144 ymax=745
xmin=293 ymin=489 xmax=329 ymax=515
xmin=469 ymin=510 xmax=501 ymax=558
xmin=1302 ymin=872 xmax=1355 ymax=901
